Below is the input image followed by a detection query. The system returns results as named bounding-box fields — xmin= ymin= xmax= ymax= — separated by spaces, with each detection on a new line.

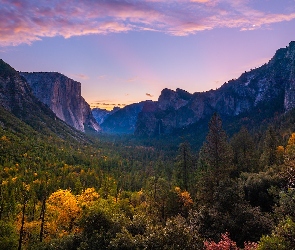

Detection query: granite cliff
xmin=0 ymin=59 xmax=87 ymax=140
xmin=20 ymin=72 xmax=100 ymax=132
xmin=135 ymin=41 xmax=295 ymax=136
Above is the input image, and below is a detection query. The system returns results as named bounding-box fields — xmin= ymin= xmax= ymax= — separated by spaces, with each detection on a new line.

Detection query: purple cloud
xmin=0 ymin=0 xmax=295 ymax=46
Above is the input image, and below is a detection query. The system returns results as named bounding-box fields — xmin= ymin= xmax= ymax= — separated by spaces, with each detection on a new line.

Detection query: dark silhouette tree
xmin=175 ymin=141 xmax=194 ymax=191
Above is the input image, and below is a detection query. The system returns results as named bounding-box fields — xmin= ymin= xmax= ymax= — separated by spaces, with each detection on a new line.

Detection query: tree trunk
xmin=18 ymin=199 xmax=26 ymax=250
xmin=39 ymin=197 xmax=46 ymax=242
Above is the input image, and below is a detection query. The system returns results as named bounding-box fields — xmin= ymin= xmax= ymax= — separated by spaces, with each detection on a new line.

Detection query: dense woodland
xmin=1 ymin=108 xmax=295 ymax=250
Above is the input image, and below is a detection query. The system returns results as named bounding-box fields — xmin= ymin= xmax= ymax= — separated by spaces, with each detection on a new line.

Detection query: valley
xmin=1 ymin=42 xmax=295 ymax=249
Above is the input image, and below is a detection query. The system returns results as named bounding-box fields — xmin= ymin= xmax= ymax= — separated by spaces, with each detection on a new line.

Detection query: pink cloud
xmin=0 ymin=0 xmax=295 ymax=46
xmin=126 ymin=77 xmax=138 ymax=82
xmin=73 ymin=74 xmax=89 ymax=80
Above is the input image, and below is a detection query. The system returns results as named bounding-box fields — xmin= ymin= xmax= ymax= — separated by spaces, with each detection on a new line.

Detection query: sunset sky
xmin=0 ymin=0 xmax=295 ymax=110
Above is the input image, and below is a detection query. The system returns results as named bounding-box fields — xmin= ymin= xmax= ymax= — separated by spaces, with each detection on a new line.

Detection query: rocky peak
xmin=20 ymin=72 xmax=101 ymax=132
xmin=141 ymin=100 xmax=158 ymax=113
xmin=158 ymin=88 xmax=192 ymax=110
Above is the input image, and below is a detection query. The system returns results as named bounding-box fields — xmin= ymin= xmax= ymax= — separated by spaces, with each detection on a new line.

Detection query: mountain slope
xmin=20 ymin=72 xmax=100 ymax=133
xmin=100 ymin=102 xmax=146 ymax=134
xmin=135 ymin=41 xmax=295 ymax=136
xmin=0 ymin=59 xmax=88 ymax=141
xmin=92 ymin=107 xmax=120 ymax=125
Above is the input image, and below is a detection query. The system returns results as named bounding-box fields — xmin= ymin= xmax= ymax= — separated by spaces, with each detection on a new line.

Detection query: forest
xmin=1 ymin=110 xmax=295 ymax=250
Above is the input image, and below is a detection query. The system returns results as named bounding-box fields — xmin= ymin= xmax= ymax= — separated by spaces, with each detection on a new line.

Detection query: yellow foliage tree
xmin=46 ymin=189 xmax=81 ymax=238
xmin=174 ymin=187 xmax=193 ymax=208
xmin=77 ymin=187 xmax=99 ymax=208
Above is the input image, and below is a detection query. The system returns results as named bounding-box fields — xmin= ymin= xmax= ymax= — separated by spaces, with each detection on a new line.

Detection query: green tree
xmin=199 ymin=113 xmax=233 ymax=180
xmin=175 ymin=141 xmax=194 ymax=191
xmin=145 ymin=176 xmax=170 ymax=222
xmin=197 ymin=113 xmax=234 ymax=204
xmin=231 ymin=127 xmax=258 ymax=174
xmin=258 ymin=217 xmax=295 ymax=250
xmin=0 ymin=220 xmax=18 ymax=250
xmin=260 ymin=126 xmax=279 ymax=167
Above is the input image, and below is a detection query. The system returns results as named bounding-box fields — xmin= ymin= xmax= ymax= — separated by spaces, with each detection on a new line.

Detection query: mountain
xmin=100 ymin=102 xmax=146 ymax=134
xmin=20 ymin=72 xmax=100 ymax=133
xmin=135 ymin=41 xmax=295 ymax=136
xmin=92 ymin=107 xmax=120 ymax=125
xmin=0 ymin=59 xmax=87 ymax=141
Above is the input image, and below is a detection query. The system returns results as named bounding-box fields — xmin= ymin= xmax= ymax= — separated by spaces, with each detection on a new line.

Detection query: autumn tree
xmin=204 ymin=232 xmax=258 ymax=250
xmin=45 ymin=189 xmax=81 ymax=239
xmin=282 ymin=133 xmax=295 ymax=188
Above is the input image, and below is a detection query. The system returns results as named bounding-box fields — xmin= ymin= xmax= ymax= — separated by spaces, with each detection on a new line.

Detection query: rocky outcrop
xmin=135 ymin=41 xmax=295 ymax=136
xmin=100 ymin=102 xmax=146 ymax=134
xmin=20 ymin=72 xmax=100 ymax=132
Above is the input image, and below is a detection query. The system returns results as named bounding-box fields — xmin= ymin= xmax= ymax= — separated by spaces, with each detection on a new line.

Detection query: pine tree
xmin=260 ymin=126 xmax=279 ymax=167
xmin=231 ymin=127 xmax=258 ymax=174
xmin=197 ymin=113 xmax=234 ymax=205
xmin=199 ymin=113 xmax=233 ymax=182
xmin=175 ymin=141 xmax=194 ymax=191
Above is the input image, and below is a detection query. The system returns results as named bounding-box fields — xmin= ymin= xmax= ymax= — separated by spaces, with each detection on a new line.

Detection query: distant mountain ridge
xmin=92 ymin=107 xmax=120 ymax=125
xmin=20 ymin=72 xmax=100 ymax=132
xmin=134 ymin=41 xmax=295 ymax=136
xmin=99 ymin=102 xmax=146 ymax=134
xmin=2 ymin=41 xmax=295 ymax=137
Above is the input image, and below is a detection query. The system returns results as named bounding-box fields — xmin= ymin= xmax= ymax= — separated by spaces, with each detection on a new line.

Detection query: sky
xmin=0 ymin=0 xmax=295 ymax=110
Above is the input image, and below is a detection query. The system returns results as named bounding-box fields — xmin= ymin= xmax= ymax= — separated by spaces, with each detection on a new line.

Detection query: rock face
xmin=20 ymin=72 xmax=100 ymax=132
xmin=0 ymin=59 xmax=86 ymax=140
xmin=135 ymin=41 xmax=295 ymax=136
xmin=92 ymin=107 xmax=120 ymax=125
xmin=100 ymin=102 xmax=146 ymax=134
xmin=0 ymin=60 xmax=37 ymax=115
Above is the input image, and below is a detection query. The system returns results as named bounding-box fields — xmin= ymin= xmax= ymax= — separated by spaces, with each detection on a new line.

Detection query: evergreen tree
xmin=199 ymin=113 xmax=233 ymax=182
xmin=231 ymin=127 xmax=258 ymax=174
xmin=260 ymin=126 xmax=279 ymax=167
xmin=175 ymin=141 xmax=194 ymax=191
xmin=197 ymin=113 xmax=234 ymax=205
